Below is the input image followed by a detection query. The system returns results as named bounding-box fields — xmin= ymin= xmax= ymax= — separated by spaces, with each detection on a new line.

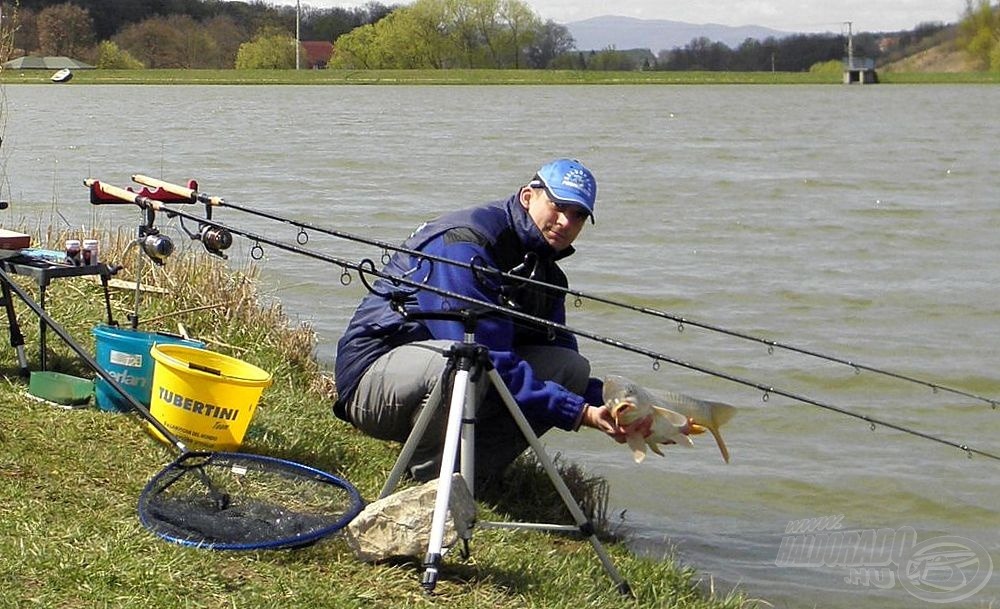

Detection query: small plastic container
xmin=82 ymin=239 xmax=100 ymax=265
xmin=28 ymin=371 xmax=94 ymax=406
xmin=64 ymin=239 xmax=82 ymax=266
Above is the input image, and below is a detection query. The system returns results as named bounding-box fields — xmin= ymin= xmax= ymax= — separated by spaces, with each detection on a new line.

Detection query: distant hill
xmin=881 ymin=41 xmax=973 ymax=72
xmin=564 ymin=15 xmax=791 ymax=53
xmin=878 ymin=24 xmax=976 ymax=72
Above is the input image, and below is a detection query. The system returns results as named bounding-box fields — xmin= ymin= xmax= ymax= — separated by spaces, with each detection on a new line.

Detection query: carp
xmin=602 ymin=374 xmax=736 ymax=464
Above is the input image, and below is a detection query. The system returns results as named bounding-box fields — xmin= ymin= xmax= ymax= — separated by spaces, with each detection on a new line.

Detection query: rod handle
xmin=84 ymin=178 xmax=163 ymax=209
xmin=84 ymin=178 xmax=136 ymax=205
xmin=132 ymin=174 xmax=224 ymax=206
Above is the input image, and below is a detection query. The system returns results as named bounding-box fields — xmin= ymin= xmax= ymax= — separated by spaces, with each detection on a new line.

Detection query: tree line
xmin=12 ymin=0 xmax=393 ymax=43
xmin=3 ymin=0 xmax=992 ymax=71
xmin=329 ymin=0 xmax=573 ymax=69
xmin=6 ymin=0 xmax=396 ymax=68
xmin=4 ymin=0 xmax=571 ymax=69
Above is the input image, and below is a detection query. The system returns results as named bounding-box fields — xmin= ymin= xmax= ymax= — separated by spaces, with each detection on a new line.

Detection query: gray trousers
xmin=344 ymin=340 xmax=590 ymax=486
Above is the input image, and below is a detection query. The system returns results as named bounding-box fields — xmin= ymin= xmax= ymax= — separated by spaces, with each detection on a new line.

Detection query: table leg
xmin=0 ymin=279 xmax=29 ymax=376
xmin=100 ymin=271 xmax=115 ymax=325
xmin=39 ymin=285 xmax=47 ymax=371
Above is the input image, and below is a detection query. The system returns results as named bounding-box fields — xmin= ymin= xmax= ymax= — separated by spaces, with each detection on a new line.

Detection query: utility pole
xmin=844 ymin=21 xmax=854 ymax=69
xmin=295 ymin=0 xmax=301 ymax=70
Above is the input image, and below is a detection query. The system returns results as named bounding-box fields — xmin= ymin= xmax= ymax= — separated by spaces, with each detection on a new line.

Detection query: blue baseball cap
xmin=529 ymin=158 xmax=597 ymax=222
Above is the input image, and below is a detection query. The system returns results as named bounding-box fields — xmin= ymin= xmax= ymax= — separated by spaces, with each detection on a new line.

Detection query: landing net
xmin=138 ymin=452 xmax=364 ymax=550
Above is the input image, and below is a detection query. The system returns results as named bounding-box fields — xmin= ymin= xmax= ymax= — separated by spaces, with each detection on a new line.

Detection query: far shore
xmin=1 ymin=68 xmax=998 ymax=85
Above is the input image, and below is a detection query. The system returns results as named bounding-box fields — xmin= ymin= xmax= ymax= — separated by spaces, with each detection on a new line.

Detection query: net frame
xmin=137 ymin=451 xmax=365 ymax=551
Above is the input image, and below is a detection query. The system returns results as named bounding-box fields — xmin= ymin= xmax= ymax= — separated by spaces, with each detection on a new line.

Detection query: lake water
xmin=2 ymin=83 xmax=997 ymax=608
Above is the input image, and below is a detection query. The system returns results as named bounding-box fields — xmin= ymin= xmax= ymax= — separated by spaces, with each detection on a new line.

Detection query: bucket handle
xmin=185 ymin=361 xmax=268 ymax=384
xmin=188 ymin=362 xmax=222 ymax=376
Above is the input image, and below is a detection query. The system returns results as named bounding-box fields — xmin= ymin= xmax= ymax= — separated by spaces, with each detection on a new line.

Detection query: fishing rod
xmin=129 ymin=174 xmax=1000 ymax=411
xmin=86 ymin=177 xmax=1000 ymax=463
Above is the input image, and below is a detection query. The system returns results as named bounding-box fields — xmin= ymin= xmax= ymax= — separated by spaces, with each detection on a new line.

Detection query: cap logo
xmin=561 ymin=168 xmax=594 ymax=198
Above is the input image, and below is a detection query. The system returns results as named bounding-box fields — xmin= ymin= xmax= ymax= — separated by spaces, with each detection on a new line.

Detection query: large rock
xmin=344 ymin=474 xmax=477 ymax=563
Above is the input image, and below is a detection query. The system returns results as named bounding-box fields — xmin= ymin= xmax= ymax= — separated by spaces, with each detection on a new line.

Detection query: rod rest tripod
xmin=380 ymin=304 xmax=632 ymax=597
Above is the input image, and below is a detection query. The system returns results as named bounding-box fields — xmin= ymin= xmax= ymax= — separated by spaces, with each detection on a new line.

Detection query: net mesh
xmin=138 ymin=451 xmax=364 ymax=550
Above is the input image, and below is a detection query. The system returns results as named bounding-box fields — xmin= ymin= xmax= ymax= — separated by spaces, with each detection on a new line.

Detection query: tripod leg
xmin=422 ymin=367 xmax=472 ymax=594
xmin=460 ymin=373 xmax=476 ymax=496
xmin=380 ymin=379 xmax=446 ymax=499
xmin=485 ymin=368 xmax=634 ymax=597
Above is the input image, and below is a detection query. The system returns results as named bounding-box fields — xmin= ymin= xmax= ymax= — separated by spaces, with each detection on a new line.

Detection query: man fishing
xmin=333 ymin=158 xmax=625 ymax=488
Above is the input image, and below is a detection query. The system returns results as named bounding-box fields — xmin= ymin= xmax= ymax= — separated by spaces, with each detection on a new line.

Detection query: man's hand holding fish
xmin=601 ymin=375 xmax=736 ymax=464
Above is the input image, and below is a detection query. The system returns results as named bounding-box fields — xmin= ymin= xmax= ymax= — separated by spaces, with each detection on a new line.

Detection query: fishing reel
xmin=177 ymin=216 xmax=233 ymax=259
xmin=118 ymin=206 xmax=174 ymax=266
xmin=198 ymin=224 xmax=233 ymax=258
xmin=138 ymin=226 xmax=174 ymax=265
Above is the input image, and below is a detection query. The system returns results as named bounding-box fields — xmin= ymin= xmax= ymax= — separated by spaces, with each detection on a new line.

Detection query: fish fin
xmin=651 ymin=405 xmax=688 ymax=426
xmin=709 ymin=427 xmax=731 ymax=463
xmin=626 ymin=434 xmax=647 ymax=463
xmin=708 ymin=401 xmax=737 ymax=428
xmin=661 ymin=392 xmax=737 ymax=430
xmin=648 ymin=440 xmax=665 ymax=457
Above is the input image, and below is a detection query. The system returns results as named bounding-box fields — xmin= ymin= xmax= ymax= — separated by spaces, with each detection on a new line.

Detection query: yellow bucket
xmin=148 ymin=344 xmax=272 ymax=451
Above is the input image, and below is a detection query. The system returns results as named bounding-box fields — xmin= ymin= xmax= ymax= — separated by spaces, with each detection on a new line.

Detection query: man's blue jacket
xmin=333 ymin=194 xmax=603 ymax=431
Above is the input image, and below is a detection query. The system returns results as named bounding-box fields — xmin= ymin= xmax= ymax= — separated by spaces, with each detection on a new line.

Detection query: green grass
xmin=0 ymin=226 xmax=756 ymax=609
xmin=3 ymin=67 xmax=996 ymax=85
xmin=876 ymin=70 xmax=1000 ymax=83
xmin=3 ymin=67 xmax=998 ymax=85
xmin=1 ymin=67 xmax=837 ymax=85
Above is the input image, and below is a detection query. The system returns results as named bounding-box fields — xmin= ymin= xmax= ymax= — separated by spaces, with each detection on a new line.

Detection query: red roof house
xmin=302 ymin=41 xmax=334 ymax=69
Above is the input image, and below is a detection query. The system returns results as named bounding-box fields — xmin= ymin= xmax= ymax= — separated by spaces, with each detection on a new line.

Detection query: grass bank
xmin=1 ymin=67 xmax=996 ymax=86
xmin=1 ymin=67 xmax=837 ymax=85
xmin=0 ymin=225 xmax=754 ymax=608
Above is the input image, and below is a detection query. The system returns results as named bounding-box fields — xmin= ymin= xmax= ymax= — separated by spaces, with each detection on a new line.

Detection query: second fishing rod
xmin=86 ymin=177 xmax=1000 ymax=464
xmin=130 ymin=173 xmax=999 ymax=410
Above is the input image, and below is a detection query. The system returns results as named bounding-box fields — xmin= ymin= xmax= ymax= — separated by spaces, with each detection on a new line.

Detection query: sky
xmin=300 ymin=0 xmax=968 ymax=33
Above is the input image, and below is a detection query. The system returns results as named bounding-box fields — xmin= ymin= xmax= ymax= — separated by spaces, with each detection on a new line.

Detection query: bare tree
xmin=202 ymin=15 xmax=249 ymax=68
xmin=37 ymin=3 xmax=95 ymax=57
xmin=115 ymin=17 xmax=178 ymax=68
xmin=9 ymin=8 xmax=39 ymax=56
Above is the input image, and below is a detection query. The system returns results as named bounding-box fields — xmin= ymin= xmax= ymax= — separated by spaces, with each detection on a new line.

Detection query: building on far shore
xmin=841 ymin=21 xmax=877 ymax=85
xmin=302 ymin=41 xmax=334 ymax=69
xmin=843 ymin=56 xmax=878 ymax=84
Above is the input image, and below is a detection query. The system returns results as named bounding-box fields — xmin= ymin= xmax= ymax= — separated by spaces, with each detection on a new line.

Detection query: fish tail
xmin=708 ymin=426 xmax=731 ymax=463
